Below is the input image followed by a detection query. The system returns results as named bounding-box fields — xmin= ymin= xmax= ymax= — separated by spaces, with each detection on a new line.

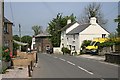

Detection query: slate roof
xmin=61 ymin=21 xmax=77 ymax=31
xmin=4 ymin=17 xmax=13 ymax=24
xmin=66 ymin=23 xmax=90 ymax=34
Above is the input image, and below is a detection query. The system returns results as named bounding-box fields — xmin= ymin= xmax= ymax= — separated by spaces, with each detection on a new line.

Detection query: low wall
xmin=53 ymin=47 xmax=62 ymax=54
xmin=12 ymin=51 xmax=37 ymax=67
xmin=98 ymin=45 xmax=120 ymax=56
xmin=105 ymin=53 xmax=120 ymax=64
xmin=12 ymin=58 xmax=30 ymax=66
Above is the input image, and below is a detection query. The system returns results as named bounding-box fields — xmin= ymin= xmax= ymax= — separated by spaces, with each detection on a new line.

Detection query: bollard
xmin=28 ymin=65 xmax=32 ymax=77
xmin=36 ymin=53 xmax=38 ymax=63
xmin=31 ymin=61 xmax=33 ymax=71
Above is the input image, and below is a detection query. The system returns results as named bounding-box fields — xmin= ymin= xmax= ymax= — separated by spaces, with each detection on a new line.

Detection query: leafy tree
xmin=21 ymin=35 xmax=32 ymax=47
xmin=13 ymin=35 xmax=20 ymax=50
xmin=32 ymin=25 xmax=42 ymax=35
xmin=47 ymin=13 xmax=76 ymax=47
xmin=13 ymin=35 xmax=20 ymax=41
xmin=114 ymin=15 xmax=120 ymax=37
xmin=79 ymin=3 xmax=107 ymax=27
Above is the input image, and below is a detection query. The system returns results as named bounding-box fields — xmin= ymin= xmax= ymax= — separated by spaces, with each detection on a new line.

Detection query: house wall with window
xmin=79 ymin=23 xmax=109 ymax=49
xmin=66 ymin=34 xmax=79 ymax=52
xmin=3 ymin=18 xmax=13 ymax=54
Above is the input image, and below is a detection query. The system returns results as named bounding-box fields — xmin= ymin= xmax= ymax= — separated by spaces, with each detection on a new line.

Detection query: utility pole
xmin=0 ymin=0 xmax=3 ymax=52
xmin=19 ymin=24 xmax=21 ymax=51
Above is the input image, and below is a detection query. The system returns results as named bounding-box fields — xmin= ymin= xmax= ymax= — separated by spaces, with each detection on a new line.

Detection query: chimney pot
xmin=90 ymin=17 xmax=97 ymax=25
xmin=67 ymin=19 xmax=71 ymax=24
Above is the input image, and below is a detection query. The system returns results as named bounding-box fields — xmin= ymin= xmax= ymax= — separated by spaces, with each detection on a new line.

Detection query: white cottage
xmin=60 ymin=17 xmax=110 ymax=54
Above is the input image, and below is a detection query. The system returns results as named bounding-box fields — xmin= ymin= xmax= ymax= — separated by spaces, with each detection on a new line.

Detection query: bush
xmin=99 ymin=37 xmax=120 ymax=48
xmin=61 ymin=47 xmax=71 ymax=54
xmin=2 ymin=47 xmax=11 ymax=62
xmin=81 ymin=40 xmax=92 ymax=49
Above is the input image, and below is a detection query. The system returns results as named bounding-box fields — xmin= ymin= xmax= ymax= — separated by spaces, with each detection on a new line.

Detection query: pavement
xmin=2 ymin=66 xmax=29 ymax=79
xmin=77 ymin=54 xmax=105 ymax=61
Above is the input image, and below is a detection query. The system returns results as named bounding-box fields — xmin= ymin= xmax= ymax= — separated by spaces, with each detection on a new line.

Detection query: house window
xmin=4 ymin=40 xmax=9 ymax=47
xmin=62 ymin=43 xmax=64 ymax=47
xmin=102 ymin=34 xmax=106 ymax=38
xmin=72 ymin=46 xmax=75 ymax=51
xmin=67 ymin=37 xmax=68 ymax=40
xmin=73 ymin=34 xmax=75 ymax=40
xmin=4 ymin=23 xmax=8 ymax=34
xmin=69 ymin=45 xmax=71 ymax=50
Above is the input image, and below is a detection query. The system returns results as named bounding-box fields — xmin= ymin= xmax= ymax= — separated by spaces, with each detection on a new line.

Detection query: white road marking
xmin=54 ymin=56 xmax=58 ymax=58
xmin=67 ymin=61 xmax=75 ymax=66
xmin=59 ymin=58 xmax=66 ymax=61
xmin=77 ymin=66 xmax=93 ymax=75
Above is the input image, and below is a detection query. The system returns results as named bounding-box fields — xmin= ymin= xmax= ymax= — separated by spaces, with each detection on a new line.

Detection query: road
xmin=32 ymin=53 xmax=119 ymax=79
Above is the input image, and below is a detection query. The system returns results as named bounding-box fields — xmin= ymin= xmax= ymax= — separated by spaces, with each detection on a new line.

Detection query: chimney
xmin=90 ymin=17 xmax=97 ymax=25
xmin=67 ymin=19 xmax=71 ymax=24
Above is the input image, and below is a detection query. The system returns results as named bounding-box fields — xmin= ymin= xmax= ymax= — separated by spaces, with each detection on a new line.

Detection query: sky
xmin=4 ymin=2 xmax=118 ymax=36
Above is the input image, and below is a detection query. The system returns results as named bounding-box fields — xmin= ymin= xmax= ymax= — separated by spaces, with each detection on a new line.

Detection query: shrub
xmin=81 ymin=40 xmax=92 ymax=49
xmin=2 ymin=46 xmax=11 ymax=62
xmin=61 ymin=47 xmax=71 ymax=54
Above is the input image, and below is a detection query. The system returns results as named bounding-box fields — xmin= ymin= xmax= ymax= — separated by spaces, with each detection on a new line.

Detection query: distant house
xmin=35 ymin=33 xmax=52 ymax=52
xmin=3 ymin=17 xmax=13 ymax=53
xmin=60 ymin=17 xmax=110 ymax=54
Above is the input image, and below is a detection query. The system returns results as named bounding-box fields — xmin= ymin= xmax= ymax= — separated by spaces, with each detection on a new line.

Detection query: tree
xmin=79 ymin=3 xmax=107 ymax=27
xmin=21 ymin=35 xmax=32 ymax=47
xmin=114 ymin=15 xmax=120 ymax=37
xmin=47 ymin=13 xmax=76 ymax=47
xmin=32 ymin=25 xmax=42 ymax=35
xmin=13 ymin=35 xmax=20 ymax=50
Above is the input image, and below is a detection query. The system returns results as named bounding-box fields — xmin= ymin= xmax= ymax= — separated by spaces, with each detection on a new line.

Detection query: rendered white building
xmin=60 ymin=17 xmax=110 ymax=54
xmin=31 ymin=36 xmax=36 ymax=50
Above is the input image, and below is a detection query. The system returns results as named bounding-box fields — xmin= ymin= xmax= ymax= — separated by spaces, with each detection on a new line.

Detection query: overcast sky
xmin=4 ymin=2 xmax=118 ymax=36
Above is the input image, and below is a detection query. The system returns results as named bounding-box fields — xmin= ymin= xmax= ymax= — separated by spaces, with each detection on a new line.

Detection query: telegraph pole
xmin=19 ymin=24 xmax=21 ymax=51
xmin=0 ymin=0 xmax=3 ymax=52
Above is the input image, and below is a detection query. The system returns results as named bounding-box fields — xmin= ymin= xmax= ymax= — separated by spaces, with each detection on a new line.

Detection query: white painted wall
xmin=53 ymin=47 xmax=62 ymax=54
xmin=79 ymin=24 xmax=110 ymax=50
xmin=80 ymin=24 xmax=109 ymax=35
xmin=31 ymin=37 xmax=35 ymax=50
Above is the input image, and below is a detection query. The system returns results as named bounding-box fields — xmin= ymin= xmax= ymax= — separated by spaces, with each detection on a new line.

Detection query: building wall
xmin=35 ymin=37 xmax=52 ymax=53
xmin=3 ymin=23 xmax=13 ymax=54
xmin=31 ymin=37 xmax=36 ymax=50
xmin=66 ymin=34 xmax=79 ymax=52
xmin=79 ymin=24 xmax=110 ymax=51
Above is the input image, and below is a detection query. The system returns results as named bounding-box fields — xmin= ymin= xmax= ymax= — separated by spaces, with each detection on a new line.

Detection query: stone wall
xmin=98 ymin=45 xmax=120 ymax=56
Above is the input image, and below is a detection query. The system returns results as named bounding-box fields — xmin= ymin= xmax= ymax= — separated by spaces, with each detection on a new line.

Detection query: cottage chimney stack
xmin=90 ymin=17 xmax=97 ymax=25
xmin=67 ymin=19 xmax=71 ymax=24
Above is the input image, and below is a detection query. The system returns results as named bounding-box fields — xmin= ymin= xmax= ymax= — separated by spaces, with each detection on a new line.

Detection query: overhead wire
xmin=10 ymin=0 xmax=15 ymax=26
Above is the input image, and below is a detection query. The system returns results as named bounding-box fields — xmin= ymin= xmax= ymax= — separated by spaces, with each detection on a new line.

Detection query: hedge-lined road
xmin=32 ymin=53 xmax=119 ymax=79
